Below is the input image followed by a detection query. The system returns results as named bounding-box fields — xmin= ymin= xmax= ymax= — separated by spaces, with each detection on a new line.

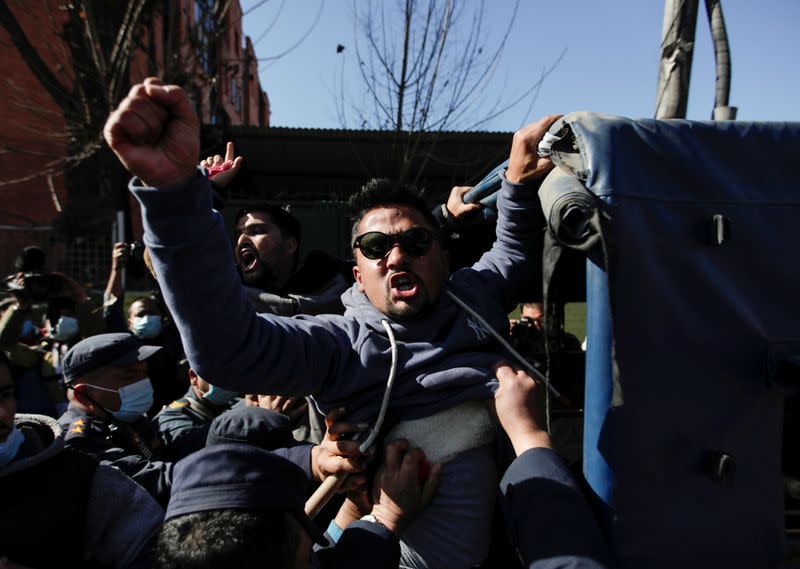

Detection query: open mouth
xmin=237 ymin=247 xmax=260 ymax=273
xmin=389 ymin=272 xmax=420 ymax=299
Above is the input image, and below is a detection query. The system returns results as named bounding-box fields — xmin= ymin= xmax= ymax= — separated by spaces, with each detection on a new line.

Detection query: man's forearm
xmin=130 ymin=174 xmax=340 ymax=398
xmin=471 ymin=173 xmax=545 ymax=309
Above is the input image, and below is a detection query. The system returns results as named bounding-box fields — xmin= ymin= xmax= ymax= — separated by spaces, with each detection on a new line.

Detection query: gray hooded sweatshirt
xmin=131 ymin=172 xmax=540 ymax=423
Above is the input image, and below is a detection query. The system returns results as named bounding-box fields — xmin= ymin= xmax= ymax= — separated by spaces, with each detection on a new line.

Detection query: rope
xmin=445 ymin=288 xmax=561 ymax=431
xmin=359 ymin=319 xmax=398 ymax=452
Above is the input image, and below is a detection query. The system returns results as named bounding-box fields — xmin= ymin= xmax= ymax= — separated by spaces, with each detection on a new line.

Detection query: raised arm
xmin=493 ymin=364 xmax=611 ymax=568
xmin=104 ymin=77 xmax=199 ymax=188
xmin=104 ymin=78 xmax=346 ymax=397
xmin=470 ymin=115 xmax=562 ymax=309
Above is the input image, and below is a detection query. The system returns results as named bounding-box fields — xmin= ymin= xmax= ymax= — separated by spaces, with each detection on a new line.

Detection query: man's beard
xmin=238 ymin=257 xmax=280 ymax=292
xmin=383 ymin=284 xmax=431 ymax=322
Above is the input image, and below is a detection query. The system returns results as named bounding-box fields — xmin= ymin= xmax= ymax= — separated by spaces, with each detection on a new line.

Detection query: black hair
xmin=128 ymin=296 xmax=163 ymax=315
xmin=154 ymin=509 xmax=300 ymax=569
xmin=235 ymin=204 xmax=302 ymax=246
xmin=14 ymin=246 xmax=46 ymax=272
xmin=348 ymin=178 xmax=441 ymax=247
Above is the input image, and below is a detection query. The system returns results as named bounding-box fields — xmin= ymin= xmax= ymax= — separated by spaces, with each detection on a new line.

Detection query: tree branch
xmin=0 ymin=0 xmax=71 ymax=109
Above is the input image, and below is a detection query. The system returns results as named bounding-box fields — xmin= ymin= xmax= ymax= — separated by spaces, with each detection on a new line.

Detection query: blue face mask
xmin=204 ymin=384 xmax=239 ymax=407
xmin=131 ymin=315 xmax=162 ymax=340
xmin=88 ymin=378 xmax=154 ymax=423
xmin=0 ymin=426 xmax=25 ymax=468
xmin=51 ymin=316 xmax=79 ymax=342
xmin=20 ymin=319 xmax=36 ymax=339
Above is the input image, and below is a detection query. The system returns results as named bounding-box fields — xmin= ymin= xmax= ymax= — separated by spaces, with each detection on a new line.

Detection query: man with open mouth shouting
xmin=350 ymin=182 xmax=450 ymax=323
xmin=235 ymin=205 xmax=299 ymax=292
xmin=104 ymin=76 xmax=560 ymax=569
xmin=204 ymin=143 xmax=353 ymax=320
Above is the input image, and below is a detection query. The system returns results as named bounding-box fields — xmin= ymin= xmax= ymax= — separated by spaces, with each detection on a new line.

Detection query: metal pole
xmin=655 ymin=0 xmax=699 ymax=119
xmin=704 ymin=0 xmax=737 ymax=120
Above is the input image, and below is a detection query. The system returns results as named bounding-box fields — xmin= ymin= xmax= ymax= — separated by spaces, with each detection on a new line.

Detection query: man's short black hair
xmin=348 ymin=178 xmax=441 ymax=247
xmin=235 ymin=204 xmax=302 ymax=246
xmin=154 ymin=509 xmax=300 ymax=569
xmin=129 ymin=296 xmax=163 ymax=314
xmin=15 ymin=246 xmax=46 ymax=272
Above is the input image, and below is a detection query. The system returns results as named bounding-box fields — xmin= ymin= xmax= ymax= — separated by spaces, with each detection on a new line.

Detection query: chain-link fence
xmin=0 ymin=227 xmax=111 ymax=290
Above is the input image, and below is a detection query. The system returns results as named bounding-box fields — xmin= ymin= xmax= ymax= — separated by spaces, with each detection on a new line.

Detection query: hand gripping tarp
xmin=537 ymin=111 xmax=800 ymax=568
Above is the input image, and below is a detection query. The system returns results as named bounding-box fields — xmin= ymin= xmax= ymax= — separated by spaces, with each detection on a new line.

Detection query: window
xmin=193 ymin=0 xmax=216 ymax=74
xmin=231 ymin=76 xmax=241 ymax=114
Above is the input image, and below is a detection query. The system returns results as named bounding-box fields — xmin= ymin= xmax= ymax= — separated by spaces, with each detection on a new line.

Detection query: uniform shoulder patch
xmin=67 ymin=418 xmax=87 ymax=436
xmin=168 ymin=399 xmax=190 ymax=409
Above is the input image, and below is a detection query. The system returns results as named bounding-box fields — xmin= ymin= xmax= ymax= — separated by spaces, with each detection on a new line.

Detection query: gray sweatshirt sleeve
xmin=84 ymin=464 xmax=165 ymax=569
xmin=470 ymin=172 xmax=546 ymax=310
xmin=130 ymin=173 xmax=349 ymax=397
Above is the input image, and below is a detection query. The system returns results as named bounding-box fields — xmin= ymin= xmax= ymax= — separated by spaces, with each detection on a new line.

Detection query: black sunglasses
xmin=352 ymin=227 xmax=437 ymax=260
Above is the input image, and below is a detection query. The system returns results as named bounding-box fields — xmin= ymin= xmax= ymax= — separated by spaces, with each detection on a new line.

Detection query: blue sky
xmin=241 ymin=1 xmax=799 ymax=131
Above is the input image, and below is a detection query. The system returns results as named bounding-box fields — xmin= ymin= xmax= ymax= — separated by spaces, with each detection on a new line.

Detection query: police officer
xmin=154 ymin=367 xmax=238 ymax=460
xmin=0 ymin=353 xmax=163 ymax=568
xmin=57 ymin=332 xmax=173 ymax=506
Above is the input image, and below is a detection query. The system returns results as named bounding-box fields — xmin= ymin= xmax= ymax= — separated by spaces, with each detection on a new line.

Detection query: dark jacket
xmin=499 ymin=447 xmax=611 ymax=569
xmin=154 ymin=387 xmax=225 ymax=460
xmin=1 ymin=414 xmax=163 ymax=568
xmin=59 ymin=405 xmax=173 ymax=506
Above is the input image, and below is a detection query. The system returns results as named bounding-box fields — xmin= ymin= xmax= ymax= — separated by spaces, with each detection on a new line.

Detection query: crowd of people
xmin=0 ymin=77 xmax=608 ymax=569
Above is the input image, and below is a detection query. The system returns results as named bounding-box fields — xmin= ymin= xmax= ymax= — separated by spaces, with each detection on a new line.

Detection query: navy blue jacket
xmin=499 ymin=448 xmax=611 ymax=568
xmin=59 ymin=405 xmax=173 ymax=506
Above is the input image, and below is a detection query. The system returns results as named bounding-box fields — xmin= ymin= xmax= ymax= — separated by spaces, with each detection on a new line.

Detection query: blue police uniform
xmin=499 ymin=447 xmax=611 ymax=568
xmin=59 ymin=405 xmax=173 ymax=506
xmin=154 ymin=387 xmax=223 ymax=460
xmin=58 ymin=332 xmax=175 ymax=506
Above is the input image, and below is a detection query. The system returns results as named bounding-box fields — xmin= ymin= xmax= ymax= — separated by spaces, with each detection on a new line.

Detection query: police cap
xmin=62 ymin=332 xmax=162 ymax=384
xmin=165 ymin=443 xmax=327 ymax=545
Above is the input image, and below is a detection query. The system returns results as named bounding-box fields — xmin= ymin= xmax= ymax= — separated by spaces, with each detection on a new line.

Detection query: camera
xmin=128 ymin=241 xmax=145 ymax=263
xmin=511 ymin=316 xmax=535 ymax=338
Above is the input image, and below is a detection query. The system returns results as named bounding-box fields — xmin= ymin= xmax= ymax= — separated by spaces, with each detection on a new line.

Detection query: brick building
xmin=0 ymin=0 xmax=269 ymax=284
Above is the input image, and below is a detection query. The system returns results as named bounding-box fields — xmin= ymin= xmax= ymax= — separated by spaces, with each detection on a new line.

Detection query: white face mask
xmin=85 ymin=378 xmax=154 ymax=423
xmin=130 ymin=315 xmax=162 ymax=339
xmin=50 ymin=316 xmax=79 ymax=342
xmin=0 ymin=426 xmax=25 ymax=468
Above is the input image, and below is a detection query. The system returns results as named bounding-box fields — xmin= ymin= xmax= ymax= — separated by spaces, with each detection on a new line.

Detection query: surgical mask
xmin=130 ymin=315 xmax=162 ymax=339
xmin=204 ymin=384 xmax=238 ymax=407
xmin=51 ymin=316 xmax=79 ymax=342
xmin=88 ymin=378 xmax=154 ymax=423
xmin=0 ymin=426 xmax=25 ymax=468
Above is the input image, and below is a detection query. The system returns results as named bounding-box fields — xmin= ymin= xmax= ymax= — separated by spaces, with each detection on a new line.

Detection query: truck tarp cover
xmin=547 ymin=112 xmax=800 ymax=567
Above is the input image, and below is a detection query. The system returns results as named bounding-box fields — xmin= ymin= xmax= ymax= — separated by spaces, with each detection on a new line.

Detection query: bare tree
xmin=338 ymin=0 xmax=561 ymax=181
xmin=0 ymin=0 xmax=244 ymax=236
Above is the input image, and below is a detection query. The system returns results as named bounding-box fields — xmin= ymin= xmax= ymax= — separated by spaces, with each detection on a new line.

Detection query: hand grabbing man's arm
xmin=492 ymin=363 xmax=552 ymax=456
xmin=492 ymin=362 xmax=612 ymax=568
xmin=370 ymin=439 xmax=441 ymax=536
